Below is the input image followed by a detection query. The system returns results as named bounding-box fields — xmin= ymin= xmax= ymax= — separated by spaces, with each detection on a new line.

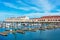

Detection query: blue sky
xmin=0 ymin=0 xmax=60 ymax=20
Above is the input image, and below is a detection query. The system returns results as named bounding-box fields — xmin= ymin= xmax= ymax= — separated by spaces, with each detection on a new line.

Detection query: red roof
xmin=41 ymin=16 xmax=60 ymax=18
xmin=33 ymin=16 xmax=60 ymax=20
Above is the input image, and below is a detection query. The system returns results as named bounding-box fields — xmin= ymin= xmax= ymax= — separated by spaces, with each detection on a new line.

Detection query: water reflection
xmin=0 ymin=26 xmax=60 ymax=40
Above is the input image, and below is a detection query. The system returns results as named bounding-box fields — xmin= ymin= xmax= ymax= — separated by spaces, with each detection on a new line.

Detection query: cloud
xmin=17 ymin=1 xmax=41 ymax=11
xmin=17 ymin=0 xmax=55 ymax=13
xmin=2 ymin=1 xmax=41 ymax=11
xmin=17 ymin=7 xmax=41 ymax=11
xmin=2 ymin=0 xmax=55 ymax=13
xmin=2 ymin=2 xmax=29 ymax=10
xmin=0 ymin=12 xmax=23 ymax=21
xmin=3 ymin=2 xmax=41 ymax=11
xmin=17 ymin=1 xmax=30 ymax=6
xmin=0 ymin=12 xmax=60 ymax=21
xmin=17 ymin=1 xmax=40 ymax=10
xmin=3 ymin=2 xmax=17 ymax=8
xmin=32 ymin=0 xmax=54 ymax=12
xmin=24 ymin=12 xmax=60 ymax=18
xmin=56 ymin=9 xmax=60 ymax=12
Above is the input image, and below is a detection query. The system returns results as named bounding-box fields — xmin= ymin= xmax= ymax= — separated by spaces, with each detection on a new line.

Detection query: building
xmin=5 ymin=16 xmax=29 ymax=22
xmin=5 ymin=15 xmax=60 ymax=22
xmin=33 ymin=16 xmax=60 ymax=22
xmin=1 ymin=16 xmax=60 ymax=28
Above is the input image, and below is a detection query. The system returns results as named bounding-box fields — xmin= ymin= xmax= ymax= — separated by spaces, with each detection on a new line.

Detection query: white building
xmin=5 ymin=16 xmax=29 ymax=22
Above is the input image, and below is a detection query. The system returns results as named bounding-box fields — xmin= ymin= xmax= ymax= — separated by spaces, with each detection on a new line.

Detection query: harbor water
xmin=0 ymin=26 xmax=60 ymax=40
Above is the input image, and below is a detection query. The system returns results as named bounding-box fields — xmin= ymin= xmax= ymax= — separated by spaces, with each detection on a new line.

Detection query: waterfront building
xmin=32 ymin=16 xmax=60 ymax=27
xmin=5 ymin=16 xmax=60 ymax=22
xmin=0 ymin=15 xmax=60 ymax=28
xmin=33 ymin=16 xmax=60 ymax=22
xmin=5 ymin=16 xmax=29 ymax=22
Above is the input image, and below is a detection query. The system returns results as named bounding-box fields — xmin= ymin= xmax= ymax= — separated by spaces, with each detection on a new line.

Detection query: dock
xmin=0 ymin=32 xmax=8 ymax=36
xmin=0 ymin=26 xmax=60 ymax=36
xmin=16 ymin=30 xmax=25 ymax=34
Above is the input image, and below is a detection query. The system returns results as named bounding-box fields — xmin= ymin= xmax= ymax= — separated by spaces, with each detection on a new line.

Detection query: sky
xmin=0 ymin=0 xmax=60 ymax=20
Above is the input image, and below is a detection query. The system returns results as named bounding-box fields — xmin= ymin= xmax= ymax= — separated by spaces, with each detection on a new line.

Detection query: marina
xmin=0 ymin=0 xmax=60 ymax=40
xmin=0 ymin=27 xmax=60 ymax=40
xmin=0 ymin=16 xmax=60 ymax=40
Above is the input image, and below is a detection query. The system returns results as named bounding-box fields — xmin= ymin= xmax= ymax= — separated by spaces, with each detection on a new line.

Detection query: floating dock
xmin=0 ymin=26 xmax=60 ymax=36
xmin=0 ymin=32 xmax=8 ymax=36
xmin=16 ymin=30 xmax=25 ymax=34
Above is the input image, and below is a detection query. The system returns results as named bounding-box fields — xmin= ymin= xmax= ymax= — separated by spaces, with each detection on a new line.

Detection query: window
xmin=48 ymin=19 xmax=50 ymax=21
xmin=58 ymin=20 xmax=60 ymax=21
xmin=55 ymin=20 xmax=57 ymax=21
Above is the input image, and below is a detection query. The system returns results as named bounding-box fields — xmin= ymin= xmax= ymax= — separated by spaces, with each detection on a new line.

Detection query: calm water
xmin=0 ymin=27 xmax=60 ymax=40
